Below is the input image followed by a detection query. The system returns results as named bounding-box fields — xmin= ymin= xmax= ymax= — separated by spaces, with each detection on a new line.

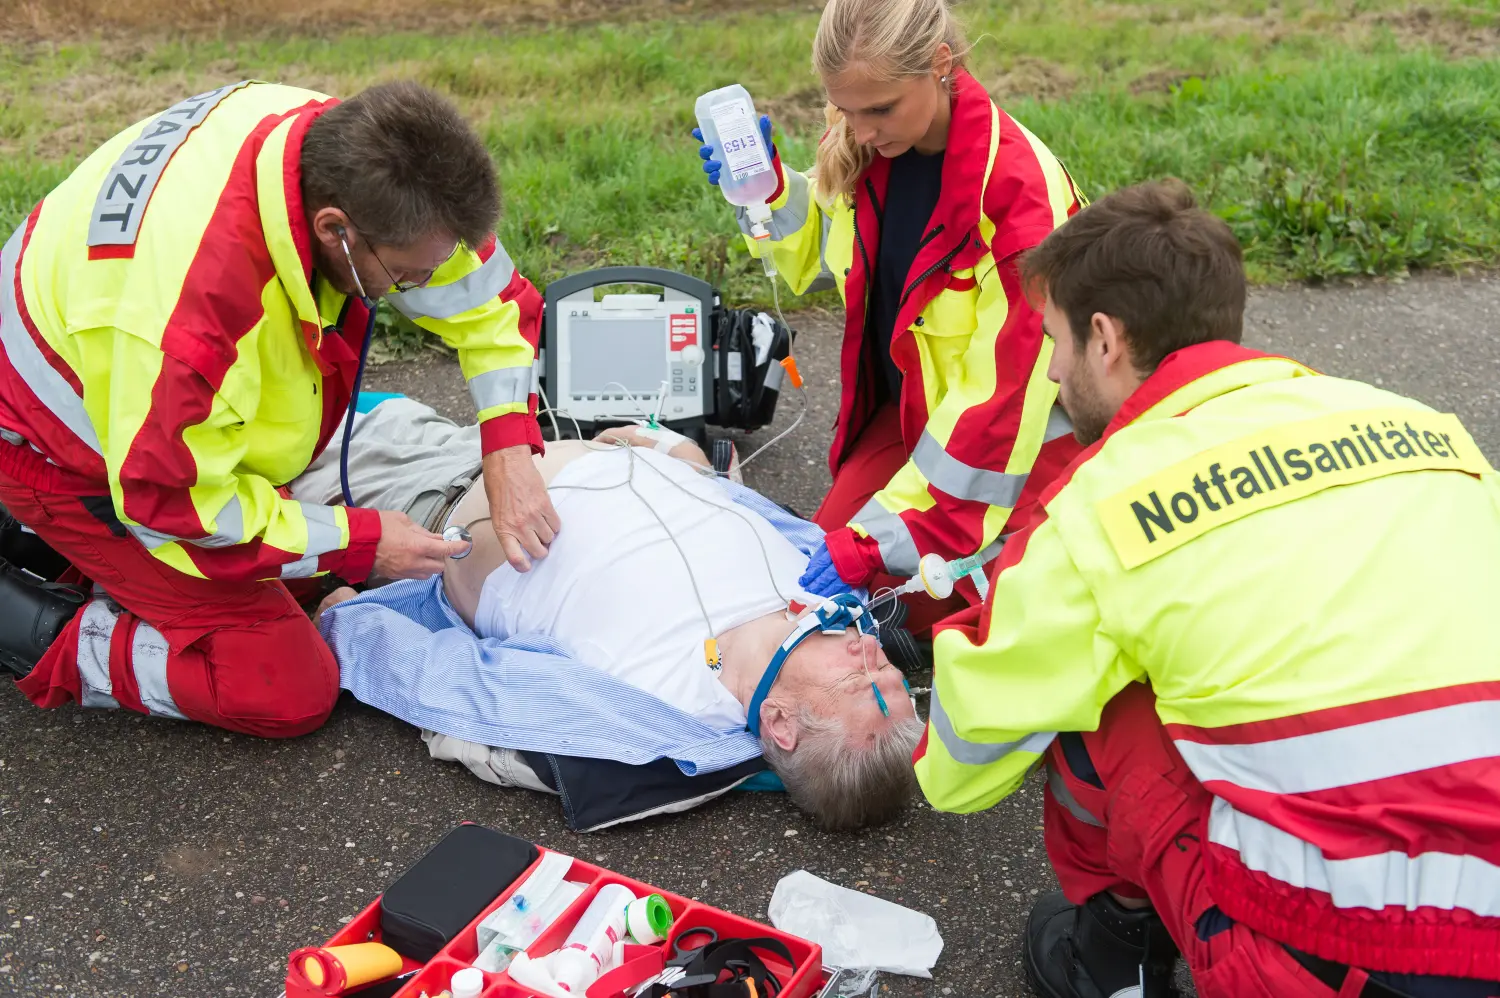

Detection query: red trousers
xmin=0 ymin=474 xmax=339 ymax=739
xmin=1045 ymin=682 xmax=1350 ymax=998
xmin=812 ymin=405 xmax=969 ymax=637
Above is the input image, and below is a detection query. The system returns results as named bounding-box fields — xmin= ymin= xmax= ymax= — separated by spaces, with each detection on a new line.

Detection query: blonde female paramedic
xmin=694 ymin=0 xmax=1086 ymax=636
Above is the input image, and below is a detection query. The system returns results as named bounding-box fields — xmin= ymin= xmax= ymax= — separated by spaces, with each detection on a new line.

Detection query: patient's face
xmin=783 ymin=630 xmax=917 ymax=745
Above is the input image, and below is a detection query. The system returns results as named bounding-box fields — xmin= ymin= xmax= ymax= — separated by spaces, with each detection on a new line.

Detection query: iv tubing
xmin=737 ymin=273 xmax=805 ymax=470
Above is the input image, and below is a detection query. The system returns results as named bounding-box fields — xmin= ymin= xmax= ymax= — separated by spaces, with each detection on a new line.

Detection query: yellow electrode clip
xmin=704 ymin=638 xmax=721 ymax=671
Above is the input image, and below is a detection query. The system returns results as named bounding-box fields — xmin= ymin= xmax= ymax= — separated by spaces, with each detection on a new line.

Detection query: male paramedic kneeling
xmin=0 ymin=81 xmax=558 ymax=737
xmin=915 ymin=181 xmax=1500 ymax=997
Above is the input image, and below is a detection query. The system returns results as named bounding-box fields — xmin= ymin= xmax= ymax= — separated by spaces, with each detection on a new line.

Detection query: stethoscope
xmin=334 ymin=229 xmax=385 ymax=511
xmin=336 ymin=302 xmax=378 ymax=510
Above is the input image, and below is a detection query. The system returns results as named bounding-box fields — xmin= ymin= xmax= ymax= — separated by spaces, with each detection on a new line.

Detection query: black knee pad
xmin=0 ymin=559 xmax=87 ymax=679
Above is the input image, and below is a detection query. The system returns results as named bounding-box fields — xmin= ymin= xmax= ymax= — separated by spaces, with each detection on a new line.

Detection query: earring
xmin=940 ymin=75 xmax=948 ymax=83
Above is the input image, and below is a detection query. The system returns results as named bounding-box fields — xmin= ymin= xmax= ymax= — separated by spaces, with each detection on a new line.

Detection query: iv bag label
xmin=710 ymin=100 xmax=771 ymax=182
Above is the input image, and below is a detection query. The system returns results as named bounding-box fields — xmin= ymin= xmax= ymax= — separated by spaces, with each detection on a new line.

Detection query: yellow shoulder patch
xmin=1097 ymin=409 xmax=1491 ymax=569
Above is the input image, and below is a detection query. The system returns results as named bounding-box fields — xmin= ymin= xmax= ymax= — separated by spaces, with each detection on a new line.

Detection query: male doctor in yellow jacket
xmin=0 ymin=81 xmax=559 ymax=737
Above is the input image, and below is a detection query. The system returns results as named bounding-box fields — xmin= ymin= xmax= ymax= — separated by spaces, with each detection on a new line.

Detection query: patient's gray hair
xmin=760 ymin=706 xmax=924 ymax=831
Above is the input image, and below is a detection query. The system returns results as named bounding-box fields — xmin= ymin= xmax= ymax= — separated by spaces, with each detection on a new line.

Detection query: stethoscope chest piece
xmin=444 ymin=523 xmax=474 ymax=560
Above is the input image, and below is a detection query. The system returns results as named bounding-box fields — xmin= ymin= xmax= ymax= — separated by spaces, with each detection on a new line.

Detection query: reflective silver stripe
xmin=0 ymin=224 xmax=102 ymax=454
xmin=1044 ymin=405 xmax=1074 ymax=443
xmin=87 ymin=82 xmax=253 ymax=248
xmin=769 ymin=169 xmax=811 ymax=240
xmin=280 ymin=556 xmax=320 ymax=580
xmin=852 ymin=497 xmax=919 ymax=576
xmin=1047 ymin=761 xmax=1103 ymax=827
xmin=75 ymin=598 xmax=120 ymax=710
xmin=1208 ymin=797 xmax=1500 ymax=916
xmin=300 ymin=502 xmax=345 ymax=558
xmin=913 ymin=429 xmax=1028 ymax=507
xmin=1176 ymin=699 xmax=1500 ymax=796
xmin=929 ymin=685 xmax=1056 ymax=765
xmin=806 ymin=209 xmax=838 ymax=293
xmin=126 ymin=495 xmax=246 ymax=551
xmin=468 ymin=366 xmax=533 ymax=412
xmin=387 ymin=241 xmax=515 ymax=321
xmin=736 ymin=169 xmax=811 ymax=242
xmin=131 ymin=621 xmax=186 ymax=720
xmin=126 ymin=524 xmax=173 ymax=551
xmin=763 ymin=359 xmax=786 ymax=392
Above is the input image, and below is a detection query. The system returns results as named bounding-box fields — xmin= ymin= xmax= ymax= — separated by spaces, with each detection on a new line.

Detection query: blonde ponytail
xmin=811 ymin=0 xmax=969 ymax=201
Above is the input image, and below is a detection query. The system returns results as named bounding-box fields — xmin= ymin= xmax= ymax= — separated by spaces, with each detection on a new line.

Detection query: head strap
xmin=746 ymin=593 xmax=876 ymax=735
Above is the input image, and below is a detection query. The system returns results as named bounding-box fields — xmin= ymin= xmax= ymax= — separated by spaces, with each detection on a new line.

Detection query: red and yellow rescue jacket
xmin=743 ymin=68 xmax=1083 ymax=580
xmin=916 ymin=342 xmax=1500 ymax=977
xmin=0 ymin=82 xmax=543 ymax=585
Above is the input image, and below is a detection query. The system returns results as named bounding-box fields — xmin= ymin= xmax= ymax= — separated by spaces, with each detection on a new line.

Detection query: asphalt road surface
xmin=2 ymin=271 xmax=1497 ymax=998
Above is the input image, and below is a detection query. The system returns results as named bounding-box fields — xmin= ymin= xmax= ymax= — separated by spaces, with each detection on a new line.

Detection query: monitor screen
xmin=569 ymin=317 xmax=669 ymax=395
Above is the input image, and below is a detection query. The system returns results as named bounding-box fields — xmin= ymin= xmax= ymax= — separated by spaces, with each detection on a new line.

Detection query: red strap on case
xmin=586 ymin=945 xmax=665 ymax=998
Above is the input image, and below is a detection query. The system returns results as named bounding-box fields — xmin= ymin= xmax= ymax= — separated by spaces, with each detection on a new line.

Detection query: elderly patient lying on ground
xmin=313 ymin=398 xmax=921 ymax=831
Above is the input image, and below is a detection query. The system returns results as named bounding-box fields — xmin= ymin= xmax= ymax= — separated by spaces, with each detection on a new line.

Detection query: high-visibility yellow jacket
xmin=0 ymin=82 xmax=543 ymax=584
xmin=739 ymin=68 xmax=1083 ymax=580
xmin=915 ymin=341 xmax=1500 ymax=977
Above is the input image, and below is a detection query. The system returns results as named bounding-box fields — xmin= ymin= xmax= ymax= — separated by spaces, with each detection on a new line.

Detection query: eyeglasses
xmin=337 ymin=217 xmax=438 ymax=299
xmin=368 ymin=241 xmax=432 ymax=294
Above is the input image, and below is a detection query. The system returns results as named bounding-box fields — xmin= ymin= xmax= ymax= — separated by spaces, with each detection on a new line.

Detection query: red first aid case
xmin=285 ymin=832 xmax=827 ymax=998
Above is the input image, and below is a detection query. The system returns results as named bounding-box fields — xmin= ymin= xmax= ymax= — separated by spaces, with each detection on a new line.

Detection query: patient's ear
xmin=760 ymin=700 xmax=799 ymax=753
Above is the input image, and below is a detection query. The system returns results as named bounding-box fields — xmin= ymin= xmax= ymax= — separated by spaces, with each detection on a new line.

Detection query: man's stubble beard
xmin=1063 ymin=358 xmax=1113 ymax=446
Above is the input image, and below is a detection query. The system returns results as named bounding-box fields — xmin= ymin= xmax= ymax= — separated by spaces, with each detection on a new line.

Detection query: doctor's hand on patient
xmin=484 ymin=445 xmax=561 ymax=573
xmin=373 ymin=510 xmax=470 ymax=580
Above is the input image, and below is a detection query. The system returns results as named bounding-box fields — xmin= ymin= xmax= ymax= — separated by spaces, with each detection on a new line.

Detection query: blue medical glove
xmin=799 ymin=541 xmax=852 ymax=598
xmin=692 ymin=115 xmax=775 ymax=187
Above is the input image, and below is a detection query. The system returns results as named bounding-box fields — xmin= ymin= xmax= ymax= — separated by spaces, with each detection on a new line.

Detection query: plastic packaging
xmin=450 ymin=966 xmax=484 ymax=998
xmin=695 ymin=84 xmax=777 ymax=239
xmin=768 ymin=870 xmax=943 ymax=978
xmin=477 ymin=850 xmax=574 ymax=951
xmin=822 ymin=966 xmax=880 ymax=997
xmin=473 ymin=880 xmax=586 ymax=972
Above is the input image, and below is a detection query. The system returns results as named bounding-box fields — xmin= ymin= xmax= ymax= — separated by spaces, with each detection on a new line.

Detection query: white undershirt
xmin=474 ymin=447 xmax=809 ymax=730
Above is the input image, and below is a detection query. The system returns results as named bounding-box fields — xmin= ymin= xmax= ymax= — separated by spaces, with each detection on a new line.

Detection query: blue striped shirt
xmin=321 ymin=479 xmax=825 ymax=775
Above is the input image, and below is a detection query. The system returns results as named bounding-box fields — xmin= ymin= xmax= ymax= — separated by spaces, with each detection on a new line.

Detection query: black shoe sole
xmin=1022 ymin=892 xmax=1079 ymax=998
xmin=1023 ymin=950 xmax=1070 ymax=998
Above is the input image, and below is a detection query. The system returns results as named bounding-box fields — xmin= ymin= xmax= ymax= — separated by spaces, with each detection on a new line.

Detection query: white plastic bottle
xmin=551 ymin=884 xmax=637 ymax=992
xmin=695 ymin=84 xmax=778 ymax=240
xmin=450 ymin=966 xmax=484 ymax=998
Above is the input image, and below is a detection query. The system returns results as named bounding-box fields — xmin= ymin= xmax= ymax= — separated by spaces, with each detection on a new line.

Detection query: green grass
xmin=1 ymin=0 xmax=1497 ymax=336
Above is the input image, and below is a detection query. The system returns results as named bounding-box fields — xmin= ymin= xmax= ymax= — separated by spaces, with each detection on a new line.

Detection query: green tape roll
xmin=625 ymin=893 xmax=674 ymax=944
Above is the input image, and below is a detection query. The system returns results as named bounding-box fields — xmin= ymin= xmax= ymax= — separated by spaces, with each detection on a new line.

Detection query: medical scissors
xmin=624 ymin=926 xmax=719 ymax=996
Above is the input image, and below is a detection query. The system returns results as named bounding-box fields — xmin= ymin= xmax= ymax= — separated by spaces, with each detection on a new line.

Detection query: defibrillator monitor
xmin=542 ymin=267 xmax=717 ymax=431
xmin=540 ymin=266 xmax=794 ymax=444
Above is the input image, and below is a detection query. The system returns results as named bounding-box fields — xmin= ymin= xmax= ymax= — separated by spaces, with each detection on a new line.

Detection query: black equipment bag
xmin=378 ymin=823 xmax=538 ymax=961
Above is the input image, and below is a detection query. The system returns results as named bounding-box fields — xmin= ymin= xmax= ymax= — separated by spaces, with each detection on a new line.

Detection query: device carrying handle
xmin=542 ymin=267 xmax=716 ymax=308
